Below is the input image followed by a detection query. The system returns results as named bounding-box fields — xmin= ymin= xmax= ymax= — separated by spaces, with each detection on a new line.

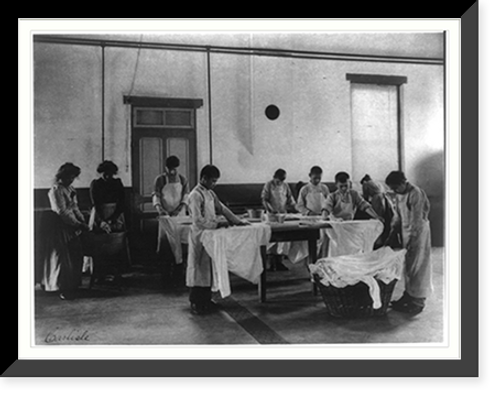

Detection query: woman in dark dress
xmin=89 ymin=161 xmax=126 ymax=233
xmin=88 ymin=161 xmax=130 ymax=283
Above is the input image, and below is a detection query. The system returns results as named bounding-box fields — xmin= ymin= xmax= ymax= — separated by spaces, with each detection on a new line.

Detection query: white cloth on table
xmin=309 ymin=247 xmax=406 ymax=308
xmin=267 ymin=216 xmax=322 ymax=264
xmin=201 ymin=224 xmax=272 ymax=298
xmin=325 ymin=219 xmax=383 ymax=257
xmin=269 ymin=218 xmax=383 ymax=264
xmin=286 ymin=216 xmax=328 ymax=263
xmin=267 ymin=240 xmax=310 ymax=264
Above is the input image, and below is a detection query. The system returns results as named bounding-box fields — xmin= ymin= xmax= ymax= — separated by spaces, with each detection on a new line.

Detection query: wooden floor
xmin=34 ymin=248 xmax=444 ymax=346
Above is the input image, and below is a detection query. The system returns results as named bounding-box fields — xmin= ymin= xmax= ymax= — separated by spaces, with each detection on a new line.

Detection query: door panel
xmin=139 ymin=137 xmax=163 ymax=213
xmin=166 ymin=137 xmax=190 ymax=184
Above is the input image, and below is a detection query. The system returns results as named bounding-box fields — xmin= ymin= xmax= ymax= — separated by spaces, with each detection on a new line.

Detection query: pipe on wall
xmin=101 ymin=44 xmax=105 ymax=162
xmin=207 ymin=48 xmax=213 ymax=164
xmin=33 ymin=35 xmax=444 ymax=66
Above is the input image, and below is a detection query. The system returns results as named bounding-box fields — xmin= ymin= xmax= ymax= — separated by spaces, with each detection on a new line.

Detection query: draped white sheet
xmin=201 ymin=224 xmax=272 ymax=298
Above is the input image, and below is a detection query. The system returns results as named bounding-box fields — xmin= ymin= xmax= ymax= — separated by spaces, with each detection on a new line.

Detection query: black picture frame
xmin=9 ymin=8 xmax=479 ymax=378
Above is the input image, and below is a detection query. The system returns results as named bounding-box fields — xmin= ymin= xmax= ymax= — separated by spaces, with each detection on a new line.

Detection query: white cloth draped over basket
xmin=201 ymin=224 xmax=272 ymax=298
xmin=325 ymin=219 xmax=383 ymax=257
xmin=309 ymin=247 xmax=406 ymax=309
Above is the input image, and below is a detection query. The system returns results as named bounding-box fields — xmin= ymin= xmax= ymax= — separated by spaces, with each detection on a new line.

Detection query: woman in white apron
xmin=385 ymin=171 xmax=432 ymax=315
xmin=153 ymin=156 xmax=190 ymax=287
xmin=321 ymin=171 xmax=383 ymax=259
xmin=187 ymin=165 xmax=249 ymax=315
xmin=322 ymin=171 xmax=381 ymax=222
xmin=261 ymin=169 xmax=298 ymax=271
xmin=297 ymin=166 xmax=330 ymax=216
xmin=297 ymin=166 xmax=330 ymax=258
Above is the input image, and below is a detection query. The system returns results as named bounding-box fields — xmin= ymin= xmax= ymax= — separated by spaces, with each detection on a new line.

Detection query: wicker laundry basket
xmin=313 ymin=275 xmax=397 ymax=318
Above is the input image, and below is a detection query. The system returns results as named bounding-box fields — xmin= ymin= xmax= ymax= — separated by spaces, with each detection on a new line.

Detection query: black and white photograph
xmin=29 ymin=26 xmax=447 ymax=348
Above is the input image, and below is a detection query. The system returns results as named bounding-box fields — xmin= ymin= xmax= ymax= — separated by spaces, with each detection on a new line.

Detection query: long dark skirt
xmin=40 ymin=211 xmax=83 ymax=292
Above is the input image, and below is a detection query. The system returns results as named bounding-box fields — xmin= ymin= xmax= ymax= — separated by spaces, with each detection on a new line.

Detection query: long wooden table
xmin=163 ymin=217 xmax=381 ymax=303
xmin=258 ymin=221 xmax=330 ymax=302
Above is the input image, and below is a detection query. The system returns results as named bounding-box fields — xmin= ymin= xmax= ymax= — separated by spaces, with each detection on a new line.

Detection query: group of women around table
xmin=41 ymin=156 xmax=432 ymax=317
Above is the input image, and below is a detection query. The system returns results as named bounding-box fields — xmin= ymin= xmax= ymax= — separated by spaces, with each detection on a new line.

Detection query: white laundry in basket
xmin=309 ymin=247 xmax=406 ymax=309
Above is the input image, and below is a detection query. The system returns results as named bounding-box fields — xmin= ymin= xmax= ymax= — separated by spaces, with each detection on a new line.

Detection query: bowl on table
xmin=266 ymin=213 xmax=286 ymax=223
xmin=247 ymin=209 xmax=264 ymax=220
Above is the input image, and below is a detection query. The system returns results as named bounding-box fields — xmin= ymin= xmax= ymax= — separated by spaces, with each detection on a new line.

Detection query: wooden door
xmin=131 ymin=106 xmax=197 ymax=239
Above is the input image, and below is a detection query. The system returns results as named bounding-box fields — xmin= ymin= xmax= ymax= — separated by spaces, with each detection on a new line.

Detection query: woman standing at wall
xmin=41 ymin=163 xmax=89 ymax=300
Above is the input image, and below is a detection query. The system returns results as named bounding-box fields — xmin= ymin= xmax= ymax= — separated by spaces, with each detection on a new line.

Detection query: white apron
xmin=397 ymin=192 xmax=432 ymax=298
xmin=305 ymin=190 xmax=326 ymax=215
xmin=186 ymin=190 xmax=217 ymax=288
xmin=283 ymin=190 xmax=327 ymax=263
xmin=266 ymin=183 xmax=291 ymax=255
xmin=334 ymin=194 xmax=355 ymax=221
xmin=157 ymin=180 xmax=186 ymax=265
xmin=269 ymin=184 xmax=288 ymax=214
xmin=306 ymin=190 xmax=327 ymax=258
xmin=161 ymin=180 xmax=186 ymax=216
xmin=157 ymin=217 xmax=183 ymax=264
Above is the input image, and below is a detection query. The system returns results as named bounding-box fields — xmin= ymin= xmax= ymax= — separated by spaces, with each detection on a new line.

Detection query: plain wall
xmin=211 ymin=54 xmax=443 ymax=186
xmin=33 ymin=33 xmax=445 ymax=245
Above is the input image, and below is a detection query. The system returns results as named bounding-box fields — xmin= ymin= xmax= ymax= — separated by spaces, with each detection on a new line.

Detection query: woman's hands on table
xmin=217 ymin=220 xmax=230 ymax=229
xmin=237 ymin=220 xmax=252 ymax=226
xmin=217 ymin=219 xmax=251 ymax=228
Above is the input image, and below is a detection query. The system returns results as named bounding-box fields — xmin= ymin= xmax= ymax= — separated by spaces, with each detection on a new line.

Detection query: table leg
xmin=308 ymin=238 xmax=319 ymax=296
xmin=259 ymin=245 xmax=267 ymax=302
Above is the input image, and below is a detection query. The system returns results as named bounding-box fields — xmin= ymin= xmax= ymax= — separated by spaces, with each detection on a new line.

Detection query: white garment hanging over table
xmin=325 ymin=219 xmax=384 ymax=257
xmin=200 ymin=224 xmax=272 ymax=298
xmin=268 ymin=217 xmax=383 ymax=264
